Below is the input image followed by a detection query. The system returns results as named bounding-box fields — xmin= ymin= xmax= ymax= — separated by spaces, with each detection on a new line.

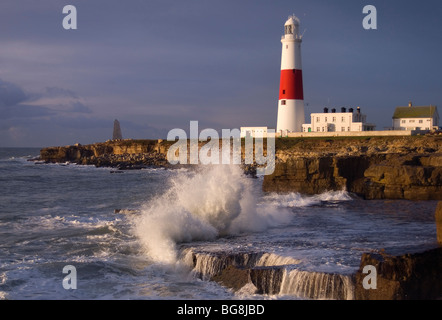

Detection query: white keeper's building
xmin=301 ymin=107 xmax=376 ymax=133
xmin=391 ymin=102 xmax=439 ymax=131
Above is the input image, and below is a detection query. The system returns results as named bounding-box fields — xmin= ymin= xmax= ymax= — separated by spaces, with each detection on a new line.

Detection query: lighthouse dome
xmin=285 ymin=15 xmax=300 ymax=26
xmin=283 ymin=15 xmax=300 ymax=36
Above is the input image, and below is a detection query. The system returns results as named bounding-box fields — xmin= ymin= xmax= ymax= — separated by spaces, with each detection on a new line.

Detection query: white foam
xmin=132 ymin=165 xmax=294 ymax=264
xmin=261 ymin=190 xmax=353 ymax=208
xmin=255 ymin=253 xmax=301 ymax=267
xmin=279 ymin=268 xmax=355 ymax=300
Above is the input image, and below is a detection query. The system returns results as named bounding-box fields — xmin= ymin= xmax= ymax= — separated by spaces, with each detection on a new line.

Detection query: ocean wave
xmin=131 ymin=165 xmax=293 ymax=265
xmin=261 ymin=190 xmax=353 ymax=208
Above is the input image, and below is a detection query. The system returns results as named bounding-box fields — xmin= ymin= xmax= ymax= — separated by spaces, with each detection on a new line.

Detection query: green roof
xmin=392 ymin=105 xmax=438 ymax=119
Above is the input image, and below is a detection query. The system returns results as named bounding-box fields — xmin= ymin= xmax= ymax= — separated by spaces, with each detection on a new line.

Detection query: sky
xmin=0 ymin=0 xmax=441 ymax=147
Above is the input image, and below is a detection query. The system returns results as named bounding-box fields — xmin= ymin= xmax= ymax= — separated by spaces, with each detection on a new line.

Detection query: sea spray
xmin=132 ymin=164 xmax=293 ymax=264
xmin=261 ymin=190 xmax=353 ymax=208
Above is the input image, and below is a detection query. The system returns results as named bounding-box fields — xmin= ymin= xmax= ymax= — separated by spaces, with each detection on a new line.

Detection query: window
xmin=419 ymin=120 xmax=423 ymax=123
xmin=341 ymin=127 xmax=345 ymax=131
xmin=332 ymin=117 xmax=336 ymax=122
xmin=341 ymin=117 xmax=345 ymax=122
xmin=316 ymin=117 xmax=320 ymax=122
xmin=409 ymin=120 xmax=415 ymax=123
xmin=286 ymin=45 xmax=288 ymax=49
xmin=401 ymin=120 xmax=406 ymax=123
xmin=317 ymin=127 xmax=320 ymax=132
xmin=325 ymin=117 xmax=327 ymax=122
xmin=285 ymin=25 xmax=293 ymax=35
xmin=281 ymin=100 xmax=286 ymax=105
xmin=282 ymin=90 xmax=286 ymax=94
xmin=348 ymin=127 xmax=350 ymax=131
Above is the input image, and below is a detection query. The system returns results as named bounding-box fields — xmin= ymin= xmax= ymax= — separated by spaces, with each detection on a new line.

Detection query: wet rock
xmin=40 ymin=136 xmax=442 ymax=199
xmin=436 ymin=202 xmax=442 ymax=245
xmin=249 ymin=267 xmax=284 ymax=295
xmin=354 ymin=247 xmax=442 ymax=300
xmin=211 ymin=266 xmax=250 ymax=291
xmin=263 ymin=151 xmax=442 ymax=200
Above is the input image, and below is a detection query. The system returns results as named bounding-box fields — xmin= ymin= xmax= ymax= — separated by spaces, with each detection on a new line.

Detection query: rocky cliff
xmin=184 ymin=245 xmax=442 ymax=300
xmin=181 ymin=202 xmax=442 ymax=300
xmin=39 ymin=138 xmax=260 ymax=173
xmin=354 ymin=246 xmax=442 ymax=300
xmin=436 ymin=202 xmax=442 ymax=245
xmin=39 ymin=139 xmax=172 ymax=169
xmin=263 ymin=136 xmax=442 ymax=200
xmin=39 ymin=135 xmax=442 ymax=200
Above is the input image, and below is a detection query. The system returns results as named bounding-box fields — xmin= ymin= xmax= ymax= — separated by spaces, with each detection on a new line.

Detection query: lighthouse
xmin=276 ymin=15 xmax=305 ymax=134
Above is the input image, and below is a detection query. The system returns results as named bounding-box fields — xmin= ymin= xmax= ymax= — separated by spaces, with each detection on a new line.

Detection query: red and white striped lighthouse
xmin=276 ymin=15 xmax=305 ymax=134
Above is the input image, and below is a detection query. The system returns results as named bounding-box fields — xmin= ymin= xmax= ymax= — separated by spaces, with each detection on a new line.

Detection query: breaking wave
xmin=132 ymin=165 xmax=354 ymax=265
xmin=132 ymin=165 xmax=293 ymax=264
xmin=261 ymin=190 xmax=353 ymax=208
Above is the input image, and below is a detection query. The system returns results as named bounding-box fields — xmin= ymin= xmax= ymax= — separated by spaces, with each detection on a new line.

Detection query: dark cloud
xmin=68 ymin=101 xmax=92 ymax=114
xmin=2 ymin=104 xmax=55 ymax=119
xmin=44 ymin=87 xmax=79 ymax=99
xmin=0 ymin=79 xmax=54 ymax=120
xmin=1 ymin=0 xmax=441 ymax=146
xmin=0 ymin=79 xmax=28 ymax=107
xmin=0 ymin=79 xmax=92 ymax=117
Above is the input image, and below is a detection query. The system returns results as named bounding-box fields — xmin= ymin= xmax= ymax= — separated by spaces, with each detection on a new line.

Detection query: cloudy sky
xmin=1 ymin=0 xmax=441 ymax=147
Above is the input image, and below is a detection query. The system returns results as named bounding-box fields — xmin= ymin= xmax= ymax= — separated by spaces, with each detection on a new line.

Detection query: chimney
xmin=331 ymin=108 xmax=336 ymax=113
xmin=341 ymin=107 xmax=346 ymax=113
xmin=349 ymin=108 xmax=354 ymax=113
xmin=323 ymin=107 xmax=328 ymax=113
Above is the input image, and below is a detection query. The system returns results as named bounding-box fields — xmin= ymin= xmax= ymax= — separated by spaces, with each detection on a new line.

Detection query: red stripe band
xmin=279 ymin=69 xmax=303 ymax=100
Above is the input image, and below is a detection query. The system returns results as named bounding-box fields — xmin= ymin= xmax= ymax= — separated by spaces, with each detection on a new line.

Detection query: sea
xmin=0 ymin=147 xmax=439 ymax=300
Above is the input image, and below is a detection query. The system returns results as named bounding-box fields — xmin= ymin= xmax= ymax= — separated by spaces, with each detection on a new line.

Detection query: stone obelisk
xmin=113 ymin=119 xmax=123 ymax=140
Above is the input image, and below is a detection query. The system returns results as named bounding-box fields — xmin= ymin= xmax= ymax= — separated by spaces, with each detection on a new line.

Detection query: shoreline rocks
xmin=262 ymin=153 xmax=442 ymax=200
xmin=354 ymin=246 xmax=442 ymax=300
xmin=39 ymin=139 xmax=172 ymax=169
xmin=185 ymin=246 xmax=442 ymax=299
xmin=436 ymin=202 xmax=442 ymax=245
xmin=264 ymin=136 xmax=442 ymax=200
xmin=38 ymin=136 xmax=442 ymax=199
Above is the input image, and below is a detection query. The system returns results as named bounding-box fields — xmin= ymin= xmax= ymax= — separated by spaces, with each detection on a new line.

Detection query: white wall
xmin=393 ymin=118 xmax=433 ymax=130
xmin=276 ymin=130 xmax=414 ymax=138
xmin=305 ymin=112 xmax=370 ymax=132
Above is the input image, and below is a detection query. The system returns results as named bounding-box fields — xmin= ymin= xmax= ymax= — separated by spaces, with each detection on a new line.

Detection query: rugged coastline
xmin=39 ymin=139 xmax=172 ymax=169
xmin=182 ymin=244 xmax=442 ymax=300
xmin=39 ymin=135 xmax=442 ymax=200
xmin=264 ymin=135 xmax=442 ymax=200
xmin=37 ymin=136 xmax=442 ymax=299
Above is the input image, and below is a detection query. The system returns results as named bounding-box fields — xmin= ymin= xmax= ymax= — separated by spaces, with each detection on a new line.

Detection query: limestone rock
xmin=436 ymin=202 xmax=442 ymax=245
xmin=263 ymin=136 xmax=442 ymax=200
xmin=354 ymin=247 xmax=442 ymax=300
xmin=39 ymin=136 xmax=442 ymax=199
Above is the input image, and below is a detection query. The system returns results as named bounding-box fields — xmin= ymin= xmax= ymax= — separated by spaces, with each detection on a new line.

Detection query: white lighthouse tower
xmin=276 ymin=15 xmax=305 ymax=134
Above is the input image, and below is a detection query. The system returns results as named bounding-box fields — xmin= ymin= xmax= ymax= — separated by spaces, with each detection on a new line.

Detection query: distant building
xmin=301 ymin=107 xmax=376 ymax=133
xmin=392 ymin=102 xmax=439 ymax=131
xmin=240 ymin=127 xmax=268 ymax=138
xmin=113 ymin=119 xmax=123 ymax=140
